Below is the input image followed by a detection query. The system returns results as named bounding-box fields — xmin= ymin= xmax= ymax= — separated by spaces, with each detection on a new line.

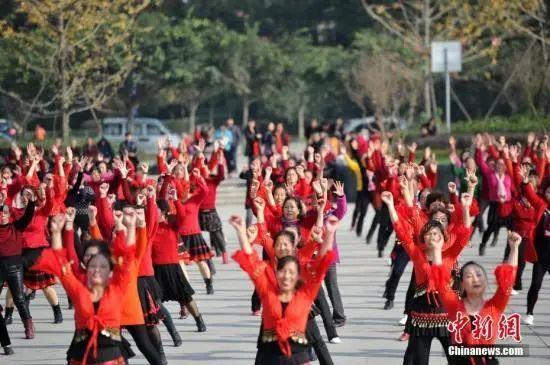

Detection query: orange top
xmin=89 ymin=224 xmax=147 ymax=326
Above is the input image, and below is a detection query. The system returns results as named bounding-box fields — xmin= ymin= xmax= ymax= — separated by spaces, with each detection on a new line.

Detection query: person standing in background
xmin=245 ymin=120 xmax=261 ymax=165
xmin=226 ymin=118 xmax=241 ymax=177
xmin=262 ymin=122 xmax=276 ymax=158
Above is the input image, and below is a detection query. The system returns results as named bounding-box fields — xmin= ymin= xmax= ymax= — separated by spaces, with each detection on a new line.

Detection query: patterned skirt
xmin=22 ymin=247 xmax=57 ymax=290
xmin=137 ymin=276 xmax=164 ymax=326
xmin=199 ymin=209 xmax=223 ymax=232
xmin=153 ymin=264 xmax=195 ymax=303
xmin=179 ymin=233 xmax=214 ymax=262
xmin=405 ymin=286 xmax=449 ymax=338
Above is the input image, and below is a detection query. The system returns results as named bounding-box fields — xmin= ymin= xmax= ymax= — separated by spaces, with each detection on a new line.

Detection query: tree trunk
xmin=242 ymin=95 xmax=251 ymax=127
xmin=208 ymin=99 xmax=214 ymax=127
xmin=188 ymin=101 xmax=198 ymax=134
xmin=422 ymin=0 xmax=432 ymax=117
xmin=62 ymin=111 xmax=70 ymax=141
xmin=298 ymin=104 xmax=306 ymax=141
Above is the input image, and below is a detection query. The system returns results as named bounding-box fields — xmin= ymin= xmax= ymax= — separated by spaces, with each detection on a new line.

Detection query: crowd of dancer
xmin=0 ymin=118 xmax=547 ymax=365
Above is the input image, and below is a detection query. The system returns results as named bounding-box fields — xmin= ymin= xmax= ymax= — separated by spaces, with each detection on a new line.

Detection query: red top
xmin=138 ymin=197 xmax=159 ymax=277
xmin=200 ymin=161 xmax=225 ymax=210
xmin=522 ymin=182 xmax=548 ymax=263
xmin=31 ymin=233 xmax=134 ymax=365
xmin=21 ymin=189 xmax=54 ymax=249
xmin=232 ymin=248 xmax=334 ymax=357
xmin=433 ymin=263 xmax=516 ymax=345
xmin=176 ymin=178 xmax=208 ymax=236
xmin=0 ymin=202 xmax=35 ymax=258
xmin=393 ymin=217 xmax=471 ymax=290
xmin=151 ymin=201 xmax=185 ymax=265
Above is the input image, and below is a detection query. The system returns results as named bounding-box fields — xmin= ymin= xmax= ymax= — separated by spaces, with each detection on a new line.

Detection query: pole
xmin=444 ymin=48 xmax=451 ymax=134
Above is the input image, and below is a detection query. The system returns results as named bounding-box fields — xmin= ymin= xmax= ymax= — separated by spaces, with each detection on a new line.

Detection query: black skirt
xmin=66 ymin=330 xmax=135 ymax=363
xmin=137 ymin=276 xmax=164 ymax=326
xmin=22 ymin=247 xmax=57 ymax=290
xmin=256 ymin=342 xmax=311 ymax=365
xmin=153 ymin=264 xmax=195 ymax=303
xmin=199 ymin=209 xmax=223 ymax=232
xmin=179 ymin=233 xmax=214 ymax=262
xmin=405 ymin=286 xmax=449 ymax=338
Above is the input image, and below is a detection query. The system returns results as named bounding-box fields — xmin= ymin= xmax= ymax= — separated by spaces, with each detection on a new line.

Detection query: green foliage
xmin=452 ymin=115 xmax=550 ymax=134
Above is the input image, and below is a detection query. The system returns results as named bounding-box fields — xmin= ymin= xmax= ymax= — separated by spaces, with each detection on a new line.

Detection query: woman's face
xmin=419 ymin=190 xmax=430 ymax=207
xmin=461 ymin=264 xmax=487 ymax=298
xmin=2 ymin=167 xmax=12 ymax=180
xmin=91 ymin=169 xmax=101 ymax=182
xmin=431 ymin=211 xmax=448 ymax=229
xmin=86 ymin=254 xmax=112 ymax=288
xmin=423 ymin=227 xmax=444 ymax=248
xmin=83 ymin=246 xmax=100 ymax=267
xmin=274 ymin=235 xmax=294 ymax=259
xmin=273 ymin=187 xmax=287 ymax=206
xmin=276 ymin=261 xmax=299 ymax=293
xmin=1 ymin=204 xmax=10 ymax=225
xmin=496 ymin=159 xmax=506 ymax=174
xmin=98 ymin=162 xmax=108 ymax=174
xmin=174 ymin=164 xmax=184 ymax=177
xmin=286 ymin=169 xmax=298 ymax=186
xmin=465 ymin=157 xmax=476 ymax=170
xmin=21 ymin=188 xmax=34 ymax=206
xmin=283 ymin=199 xmax=299 ymax=220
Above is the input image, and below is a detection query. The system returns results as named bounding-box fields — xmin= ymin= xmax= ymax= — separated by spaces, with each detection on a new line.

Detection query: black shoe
xmin=4 ymin=307 xmax=13 ymax=325
xmin=67 ymin=298 xmax=73 ymax=310
xmin=205 ymin=278 xmax=214 ymax=295
xmin=490 ymin=238 xmax=498 ymax=247
xmin=479 ymin=245 xmax=486 ymax=256
xmin=3 ymin=346 xmax=13 ymax=355
xmin=333 ymin=318 xmax=346 ymax=328
xmin=195 ymin=315 xmax=207 ymax=332
xmin=366 ymin=237 xmax=372 ymax=245
xmin=513 ymin=283 xmax=522 ymax=291
xmin=171 ymin=331 xmax=183 ymax=347
xmin=384 ymin=299 xmax=394 ymax=310
xmin=52 ymin=304 xmax=63 ymax=324
xmin=378 ymin=250 xmax=383 ymax=258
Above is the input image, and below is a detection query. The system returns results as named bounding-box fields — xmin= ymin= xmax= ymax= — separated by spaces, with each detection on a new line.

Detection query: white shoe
xmin=511 ymin=289 xmax=519 ymax=296
xmin=399 ymin=315 xmax=408 ymax=325
xmin=387 ymin=258 xmax=392 ymax=266
xmin=523 ymin=314 xmax=534 ymax=326
xmin=329 ymin=337 xmax=342 ymax=344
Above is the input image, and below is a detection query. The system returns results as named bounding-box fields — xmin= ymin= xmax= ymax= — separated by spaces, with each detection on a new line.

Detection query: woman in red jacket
xmin=4 ymin=183 xmax=63 ymax=325
xmin=231 ymin=212 xmax=337 ymax=365
xmin=432 ymin=231 xmax=520 ymax=365
xmin=32 ymin=211 xmax=136 ymax=365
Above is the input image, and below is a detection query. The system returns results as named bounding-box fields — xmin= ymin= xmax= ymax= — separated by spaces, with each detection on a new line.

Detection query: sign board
xmin=431 ymin=41 xmax=462 ymax=72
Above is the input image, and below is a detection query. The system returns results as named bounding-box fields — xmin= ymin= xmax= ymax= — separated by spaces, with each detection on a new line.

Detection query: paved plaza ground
xmin=2 ymin=202 xmax=549 ymax=364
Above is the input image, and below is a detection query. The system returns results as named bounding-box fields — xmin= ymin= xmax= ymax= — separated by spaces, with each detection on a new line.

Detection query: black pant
xmin=324 ymin=264 xmax=345 ymax=321
xmin=480 ymin=202 xmax=511 ymax=248
xmin=527 ymin=262 xmax=550 ymax=314
xmin=503 ymin=238 xmax=526 ymax=290
xmin=366 ymin=208 xmax=381 ymax=243
xmin=384 ymin=243 xmax=410 ymax=301
xmin=307 ymin=317 xmax=333 ymax=365
xmin=125 ymin=324 xmax=163 ymax=365
xmin=208 ymin=229 xmax=226 ymax=256
xmin=404 ymin=271 xmax=416 ymax=315
xmin=0 ymin=258 xmax=31 ymax=347
xmin=403 ymin=335 xmax=451 ymax=365
xmin=377 ymin=204 xmax=394 ymax=253
xmin=314 ymin=286 xmax=338 ymax=340
xmin=352 ymin=190 xmax=369 ymax=236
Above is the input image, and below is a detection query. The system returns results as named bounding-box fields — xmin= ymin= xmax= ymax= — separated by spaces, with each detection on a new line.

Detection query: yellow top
xmin=343 ymin=153 xmax=363 ymax=192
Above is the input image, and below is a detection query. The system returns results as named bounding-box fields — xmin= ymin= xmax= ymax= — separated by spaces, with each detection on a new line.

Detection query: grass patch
xmin=451 ymin=114 xmax=550 ymax=134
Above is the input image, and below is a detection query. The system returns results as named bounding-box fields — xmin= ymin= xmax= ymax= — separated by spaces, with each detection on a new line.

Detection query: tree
xmin=221 ymin=24 xmax=286 ymax=126
xmin=265 ymin=34 xmax=339 ymax=139
xmin=0 ymin=0 xmax=149 ymax=140
xmin=360 ymin=0 xmax=543 ymax=118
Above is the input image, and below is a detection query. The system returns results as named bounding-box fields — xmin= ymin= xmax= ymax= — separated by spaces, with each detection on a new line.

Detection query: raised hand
xmin=507 ymin=231 xmax=522 ymax=249
xmin=381 ymin=191 xmax=394 ymax=206
xmin=460 ymin=192 xmax=472 ymax=208
xmin=135 ymin=208 xmax=146 ymax=228
xmin=88 ymin=205 xmax=98 ymax=224
xmin=310 ymin=226 xmax=324 ymax=242
xmin=136 ymin=193 xmax=146 ymax=206
xmin=99 ymin=183 xmax=110 ymax=198
xmin=65 ymin=207 xmax=76 ymax=223
xmin=145 ymin=185 xmax=156 ymax=199
xmin=253 ymin=197 xmax=266 ymax=212
xmin=333 ymin=181 xmax=344 ymax=197
xmin=229 ymin=215 xmax=244 ymax=230
xmin=407 ymin=142 xmax=417 ymax=154
xmin=448 ymin=182 xmax=457 ymax=195
xmin=50 ymin=214 xmax=66 ymax=234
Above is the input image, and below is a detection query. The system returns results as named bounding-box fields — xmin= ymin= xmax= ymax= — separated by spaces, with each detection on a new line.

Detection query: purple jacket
xmin=325 ymin=195 xmax=347 ymax=264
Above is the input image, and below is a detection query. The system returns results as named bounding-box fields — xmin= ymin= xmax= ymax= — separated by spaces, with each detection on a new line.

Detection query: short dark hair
xmin=418 ymin=220 xmax=448 ymax=244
